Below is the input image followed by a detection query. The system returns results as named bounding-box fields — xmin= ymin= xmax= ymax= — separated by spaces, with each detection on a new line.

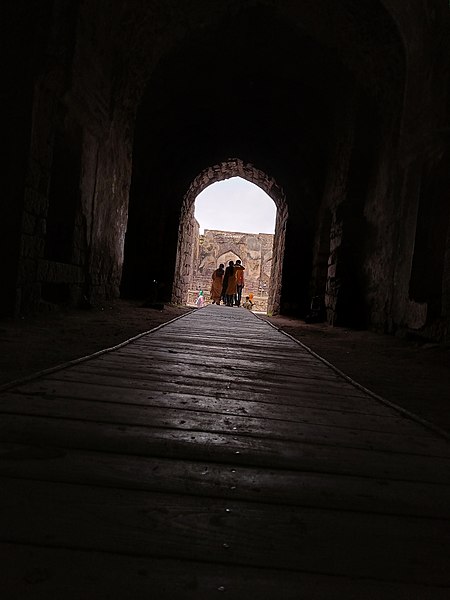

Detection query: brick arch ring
xmin=172 ymin=158 xmax=288 ymax=314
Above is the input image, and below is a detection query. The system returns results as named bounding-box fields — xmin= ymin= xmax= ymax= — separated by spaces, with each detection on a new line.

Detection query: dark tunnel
xmin=1 ymin=0 xmax=449 ymax=339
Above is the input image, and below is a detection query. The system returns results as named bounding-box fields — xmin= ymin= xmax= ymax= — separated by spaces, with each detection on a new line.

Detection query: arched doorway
xmin=172 ymin=159 xmax=287 ymax=314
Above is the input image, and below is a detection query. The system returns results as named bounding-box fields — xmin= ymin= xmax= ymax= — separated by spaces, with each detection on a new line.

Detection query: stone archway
xmin=172 ymin=158 xmax=287 ymax=314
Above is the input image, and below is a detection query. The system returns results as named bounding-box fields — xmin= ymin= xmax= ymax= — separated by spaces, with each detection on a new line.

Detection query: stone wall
xmin=191 ymin=229 xmax=274 ymax=301
xmin=2 ymin=2 xmax=137 ymax=315
xmin=2 ymin=2 xmax=450 ymax=342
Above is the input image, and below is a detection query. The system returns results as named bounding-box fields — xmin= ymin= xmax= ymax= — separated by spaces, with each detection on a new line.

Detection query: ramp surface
xmin=1 ymin=306 xmax=449 ymax=598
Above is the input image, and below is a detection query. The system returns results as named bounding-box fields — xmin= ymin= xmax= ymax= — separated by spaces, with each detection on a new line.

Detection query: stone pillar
xmin=321 ymin=102 xmax=356 ymax=325
xmin=268 ymin=201 xmax=288 ymax=315
xmin=172 ymin=202 xmax=197 ymax=304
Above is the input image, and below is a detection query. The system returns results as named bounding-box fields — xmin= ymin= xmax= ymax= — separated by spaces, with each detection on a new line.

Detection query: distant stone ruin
xmin=188 ymin=229 xmax=274 ymax=311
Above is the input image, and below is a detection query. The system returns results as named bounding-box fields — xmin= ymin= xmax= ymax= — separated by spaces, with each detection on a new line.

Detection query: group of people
xmin=209 ymin=260 xmax=253 ymax=309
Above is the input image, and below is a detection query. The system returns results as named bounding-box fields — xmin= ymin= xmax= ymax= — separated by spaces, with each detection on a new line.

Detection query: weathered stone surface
xmin=36 ymin=261 xmax=83 ymax=285
xmin=191 ymin=229 xmax=274 ymax=301
xmin=0 ymin=1 xmax=449 ymax=341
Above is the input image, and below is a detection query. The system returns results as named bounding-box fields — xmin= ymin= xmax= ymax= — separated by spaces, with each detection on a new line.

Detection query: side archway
xmin=217 ymin=251 xmax=243 ymax=267
xmin=172 ymin=159 xmax=287 ymax=314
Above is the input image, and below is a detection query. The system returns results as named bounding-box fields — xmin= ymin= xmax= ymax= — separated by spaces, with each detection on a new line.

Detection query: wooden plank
xmin=128 ymin=340 xmax=329 ymax=367
xmin=3 ymin=382 xmax=422 ymax=434
xmin=0 ymin=393 xmax=442 ymax=454
xmin=1 ymin=305 xmax=449 ymax=598
xmin=63 ymin=361 xmax=357 ymax=395
xmin=1 ymin=442 xmax=449 ymax=518
xmin=1 ymin=413 xmax=450 ymax=483
xmin=12 ymin=376 xmax=394 ymax=422
xmin=3 ymin=543 xmax=447 ymax=600
xmin=92 ymin=347 xmax=339 ymax=377
xmin=38 ymin=369 xmax=376 ymax=406
xmin=2 ymin=478 xmax=450 ymax=585
xmin=35 ymin=367 xmax=391 ymax=411
xmin=89 ymin=357 xmax=342 ymax=386
xmin=101 ymin=336 xmax=317 ymax=353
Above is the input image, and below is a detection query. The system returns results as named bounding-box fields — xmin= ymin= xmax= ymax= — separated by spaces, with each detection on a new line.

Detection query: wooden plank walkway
xmin=1 ymin=305 xmax=449 ymax=599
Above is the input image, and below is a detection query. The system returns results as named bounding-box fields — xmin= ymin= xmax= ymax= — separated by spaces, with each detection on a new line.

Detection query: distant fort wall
xmin=188 ymin=228 xmax=274 ymax=311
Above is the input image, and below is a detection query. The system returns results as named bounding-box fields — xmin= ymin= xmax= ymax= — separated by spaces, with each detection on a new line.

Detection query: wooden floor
xmin=1 ymin=305 xmax=449 ymax=599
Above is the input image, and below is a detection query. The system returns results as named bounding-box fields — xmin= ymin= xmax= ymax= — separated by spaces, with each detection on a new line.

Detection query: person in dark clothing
xmin=221 ymin=261 xmax=237 ymax=306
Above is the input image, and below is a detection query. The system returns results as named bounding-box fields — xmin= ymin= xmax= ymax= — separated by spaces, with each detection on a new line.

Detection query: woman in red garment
xmin=210 ymin=263 xmax=224 ymax=304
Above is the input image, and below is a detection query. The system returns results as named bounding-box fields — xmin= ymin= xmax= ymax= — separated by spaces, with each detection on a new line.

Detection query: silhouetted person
xmin=222 ymin=261 xmax=237 ymax=306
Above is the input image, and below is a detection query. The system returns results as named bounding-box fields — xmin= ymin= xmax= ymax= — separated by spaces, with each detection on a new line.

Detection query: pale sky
xmin=194 ymin=177 xmax=276 ymax=234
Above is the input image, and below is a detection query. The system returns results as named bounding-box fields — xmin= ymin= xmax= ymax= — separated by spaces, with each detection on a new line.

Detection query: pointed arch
xmin=172 ymin=158 xmax=288 ymax=313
